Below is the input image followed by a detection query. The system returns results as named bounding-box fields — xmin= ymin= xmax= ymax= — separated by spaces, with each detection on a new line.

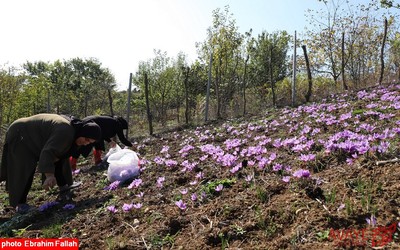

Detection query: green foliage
xmin=256 ymin=187 xmax=269 ymax=203
xmin=219 ymin=232 xmax=230 ymax=249
xmin=11 ymin=224 xmax=31 ymax=237
xmin=42 ymin=223 xmax=62 ymax=238
xmin=201 ymin=178 xmax=236 ymax=195
xmin=325 ymin=188 xmax=336 ymax=204
xmin=316 ymin=230 xmax=330 ymax=241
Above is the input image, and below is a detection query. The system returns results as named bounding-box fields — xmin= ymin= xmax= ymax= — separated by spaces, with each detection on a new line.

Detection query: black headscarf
xmin=115 ymin=116 xmax=129 ymax=130
xmin=61 ymin=115 xmax=101 ymax=141
xmin=76 ymin=122 xmax=101 ymax=141
xmin=61 ymin=115 xmax=102 ymax=158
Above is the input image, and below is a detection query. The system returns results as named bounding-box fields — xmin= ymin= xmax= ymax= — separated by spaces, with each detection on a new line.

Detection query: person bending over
xmin=0 ymin=113 xmax=101 ymax=213
xmin=69 ymin=115 xmax=132 ymax=169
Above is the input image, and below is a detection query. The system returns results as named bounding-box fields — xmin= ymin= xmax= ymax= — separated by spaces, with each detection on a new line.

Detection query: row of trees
xmin=1 ymin=0 xmax=399 ymax=139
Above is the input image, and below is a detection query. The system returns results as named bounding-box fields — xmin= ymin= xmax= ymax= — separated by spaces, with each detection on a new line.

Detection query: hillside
xmin=1 ymin=83 xmax=400 ymax=249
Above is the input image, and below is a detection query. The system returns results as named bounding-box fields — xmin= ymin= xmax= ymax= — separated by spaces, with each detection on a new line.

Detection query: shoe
xmin=59 ymin=181 xmax=82 ymax=193
xmin=16 ymin=203 xmax=32 ymax=214
xmin=56 ymin=190 xmax=75 ymax=202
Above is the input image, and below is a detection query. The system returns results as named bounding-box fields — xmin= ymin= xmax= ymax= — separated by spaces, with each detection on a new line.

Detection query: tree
xmin=305 ymin=0 xmax=398 ymax=88
xmin=389 ymin=32 xmax=400 ymax=81
xmin=381 ymin=0 xmax=400 ymax=9
xmin=197 ymin=6 xmax=243 ymax=119
xmin=248 ymin=31 xmax=290 ymax=107
xmin=0 ymin=67 xmax=24 ymax=140
xmin=379 ymin=17 xmax=388 ymax=84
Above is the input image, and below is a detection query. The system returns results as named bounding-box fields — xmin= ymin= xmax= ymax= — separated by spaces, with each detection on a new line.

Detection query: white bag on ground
xmin=107 ymin=147 xmax=140 ymax=183
xmin=105 ymin=144 xmax=122 ymax=159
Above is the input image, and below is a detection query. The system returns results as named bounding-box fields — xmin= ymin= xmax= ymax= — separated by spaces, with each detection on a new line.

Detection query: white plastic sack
xmin=105 ymin=144 xmax=122 ymax=159
xmin=107 ymin=147 xmax=140 ymax=183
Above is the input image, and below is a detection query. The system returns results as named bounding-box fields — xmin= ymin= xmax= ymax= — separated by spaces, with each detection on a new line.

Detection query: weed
xmin=325 ymin=187 xmax=336 ymax=204
xmin=316 ymin=230 xmax=330 ymax=241
xmin=352 ymin=109 xmax=365 ymax=116
xmin=219 ymin=232 xmax=230 ymax=249
xmin=345 ymin=199 xmax=353 ymax=216
xmin=105 ymin=237 xmax=118 ymax=250
xmin=149 ymin=233 xmax=177 ymax=247
xmin=96 ymin=178 xmax=109 ymax=189
xmin=12 ymin=224 xmax=31 ymax=237
xmin=42 ymin=223 xmax=62 ymax=238
xmin=201 ymin=178 xmax=236 ymax=196
xmin=162 ymin=233 xmax=176 ymax=246
xmin=231 ymin=224 xmax=246 ymax=236
xmin=256 ymin=187 xmax=269 ymax=203
xmin=146 ymin=212 xmax=164 ymax=224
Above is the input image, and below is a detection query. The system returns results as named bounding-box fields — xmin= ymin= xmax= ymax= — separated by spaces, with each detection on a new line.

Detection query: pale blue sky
xmin=0 ymin=0 xmax=386 ymax=90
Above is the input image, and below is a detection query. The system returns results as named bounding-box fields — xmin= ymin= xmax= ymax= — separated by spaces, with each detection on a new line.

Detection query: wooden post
xmin=144 ymin=73 xmax=153 ymax=135
xmin=379 ymin=18 xmax=388 ymax=85
xmin=126 ymin=73 xmax=132 ymax=138
xmin=292 ymin=31 xmax=297 ymax=107
xmin=205 ymin=51 xmax=213 ymax=122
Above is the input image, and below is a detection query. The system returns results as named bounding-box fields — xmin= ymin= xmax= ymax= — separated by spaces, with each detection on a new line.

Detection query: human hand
xmin=43 ymin=173 xmax=57 ymax=190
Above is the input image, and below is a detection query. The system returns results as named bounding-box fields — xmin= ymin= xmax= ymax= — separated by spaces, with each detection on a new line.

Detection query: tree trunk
xmin=270 ymin=46 xmax=276 ymax=108
xmin=126 ymin=73 xmax=132 ymax=138
xmin=84 ymin=93 xmax=88 ymax=117
xmin=216 ymin=58 xmax=222 ymax=119
xmin=379 ymin=18 xmax=388 ymax=85
xmin=144 ymin=73 xmax=153 ymax=136
xmin=398 ymin=66 xmax=400 ymax=82
xmin=47 ymin=88 xmax=51 ymax=112
xmin=184 ymin=67 xmax=190 ymax=125
xmin=243 ymin=55 xmax=249 ymax=116
xmin=108 ymin=89 xmax=114 ymax=117
xmin=205 ymin=52 xmax=213 ymax=122
xmin=302 ymin=45 xmax=313 ymax=103
xmin=341 ymin=32 xmax=348 ymax=90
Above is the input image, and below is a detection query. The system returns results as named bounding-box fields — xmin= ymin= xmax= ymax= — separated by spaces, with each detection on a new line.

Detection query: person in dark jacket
xmin=69 ymin=115 xmax=132 ymax=169
xmin=0 ymin=113 xmax=101 ymax=213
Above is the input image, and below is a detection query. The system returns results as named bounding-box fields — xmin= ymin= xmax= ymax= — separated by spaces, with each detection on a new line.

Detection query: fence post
xmin=292 ymin=30 xmax=297 ymax=107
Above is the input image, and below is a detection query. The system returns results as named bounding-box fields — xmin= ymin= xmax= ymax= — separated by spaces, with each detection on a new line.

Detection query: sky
xmin=0 ymin=0 xmax=380 ymax=90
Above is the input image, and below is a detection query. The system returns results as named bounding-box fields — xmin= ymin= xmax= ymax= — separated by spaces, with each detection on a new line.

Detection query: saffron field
xmin=1 ymin=83 xmax=400 ymax=249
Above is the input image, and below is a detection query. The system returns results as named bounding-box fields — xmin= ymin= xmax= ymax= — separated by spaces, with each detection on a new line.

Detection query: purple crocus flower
xmin=122 ymin=203 xmax=134 ymax=212
xmin=366 ymin=214 xmax=377 ymax=227
xmin=299 ymin=154 xmax=316 ymax=162
xmin=245 ymin=174 xmax=253 ymax=182
xmin=133 ymin=203 xmax=142 ymax=209
xmin=292 ymin=169 xmax=311 ymax=178
xmin=165 ymin=159 xmax=178 ymax=168
xmin=63 ymin=204 xmax=75 ymax=210
xmin=337 ymin=204 xmax=345 ymax=211
xmin=157 ymin=176 xmax=165 ymax=188
xmin=282 ymin=176 xmax=290 ymax=183
xmin=175 ymin=200 xmax=187 ymax=210
xmin=180 ymin=188 xmax=188 ymax=195
xmin=191 ymin=193 xmax=198 ymax=201
xmin=273 ymin=164 xmax=282 ymax=172
xmin=215 ymin=184 xmax=224 ymax=192
xmin=128 ymin=178 xmax=143 ymax=189
xmin=72 ymin=169 xmax=81 ymax=175
xmin=107 ymin=205 xmax=118 ymax=213
xmin=104 ymin=180 xmax=121 ymax=191
xmin=39 ymin=201 xmax=59 ymax=212
xmin=196 ymin=172 xmax=204 ymax=179
xmin=160 ymin=145 xmax=170 ymax=154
